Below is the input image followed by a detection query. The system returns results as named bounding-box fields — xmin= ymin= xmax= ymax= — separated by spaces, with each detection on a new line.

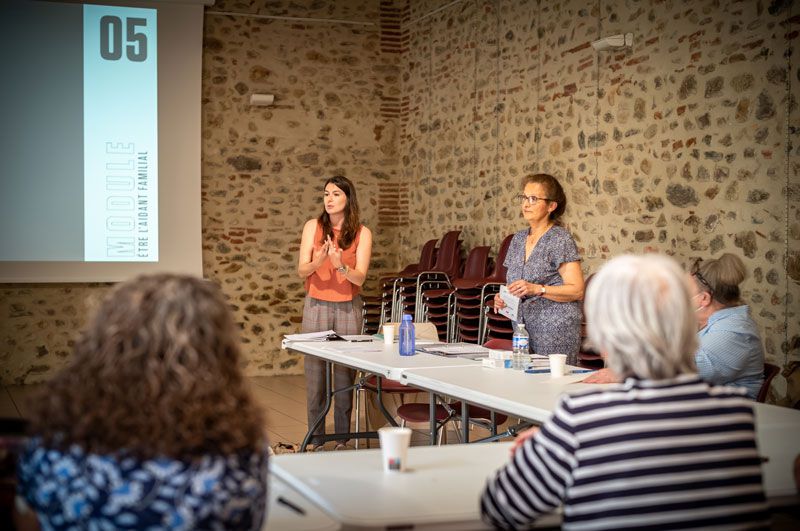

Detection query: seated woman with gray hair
xmin=481 ymin=254 xmax=768 ymax=530
xmin=691 ymin=253 xmax=764 ymax=400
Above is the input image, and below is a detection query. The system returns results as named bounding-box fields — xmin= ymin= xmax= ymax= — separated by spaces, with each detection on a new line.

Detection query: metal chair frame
xmin=478 ymin=282 xmax=503 ymax=344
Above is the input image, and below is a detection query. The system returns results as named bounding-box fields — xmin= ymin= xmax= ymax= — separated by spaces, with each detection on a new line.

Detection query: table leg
xmin=375 ymin=377 xmax=399 ymax=427
xmin=429 ymin=391 xmax=437 ymax=445
xmin=300 ymin=360 xmax=333 ymax=452
xmin=462 ymin=402 xmax=469 ymax=443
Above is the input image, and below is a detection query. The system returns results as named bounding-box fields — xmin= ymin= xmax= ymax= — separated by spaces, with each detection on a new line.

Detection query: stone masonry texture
xmin=1 ymin=0 xmax=798 ymax=406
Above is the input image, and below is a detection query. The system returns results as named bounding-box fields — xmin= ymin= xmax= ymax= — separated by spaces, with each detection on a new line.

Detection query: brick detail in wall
xmin=380 ymin=1 xmax=409 ymax=54
xmin=377 ymin=182 xmax=409 ymax=228
xmin=379 ymin=2 xmax=408 ymax=124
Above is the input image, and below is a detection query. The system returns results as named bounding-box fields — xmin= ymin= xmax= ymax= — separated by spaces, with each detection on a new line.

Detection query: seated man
xmin=481 ymin=254 xmax=768 ymax=530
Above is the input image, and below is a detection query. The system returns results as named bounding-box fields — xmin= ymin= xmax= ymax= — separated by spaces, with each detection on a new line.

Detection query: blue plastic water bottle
xmin=398 ymin=314 xmax=415 ymax=356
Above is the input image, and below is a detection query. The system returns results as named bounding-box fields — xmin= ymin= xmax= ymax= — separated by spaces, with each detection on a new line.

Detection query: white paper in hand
xmin=498 ymin=285 xmax=520 ymax=321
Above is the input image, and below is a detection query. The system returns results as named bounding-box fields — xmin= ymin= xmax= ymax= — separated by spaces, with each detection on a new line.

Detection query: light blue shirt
xmin=695 ymin=305 xmax=764 ymax=400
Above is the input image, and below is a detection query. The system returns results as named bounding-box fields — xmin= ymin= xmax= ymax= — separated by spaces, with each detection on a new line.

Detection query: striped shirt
xmin=481 ymin=375 xmax=769 ymax=530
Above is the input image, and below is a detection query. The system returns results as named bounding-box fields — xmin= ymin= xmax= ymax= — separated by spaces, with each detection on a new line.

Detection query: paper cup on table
xmin=378 ymin=426 xmax=412 ymax=472
xmin=383 ymin=324 xmax=395 ymax=345
xmin=549 ymin=354 xmax=567 ymax=378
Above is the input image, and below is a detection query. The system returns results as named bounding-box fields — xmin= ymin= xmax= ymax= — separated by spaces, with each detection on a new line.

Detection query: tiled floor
xmin=1 ymin=375 xmax=512 ymax=450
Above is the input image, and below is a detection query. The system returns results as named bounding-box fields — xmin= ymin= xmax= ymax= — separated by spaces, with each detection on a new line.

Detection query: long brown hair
xmin=521 ymin=173 xmax=567 ymax=220
xmin=317 ymin=175 xmax=361 ymax=250
xmin=26 ymin=274 xmax=266 ymax=459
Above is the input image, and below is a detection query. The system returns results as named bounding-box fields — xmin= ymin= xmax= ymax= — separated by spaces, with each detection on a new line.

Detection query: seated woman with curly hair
xmin=16 ymin=274 xmax=269 ymax=530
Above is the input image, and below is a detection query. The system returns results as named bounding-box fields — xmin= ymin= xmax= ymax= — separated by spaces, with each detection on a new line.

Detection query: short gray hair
xmin=586 ymin=254 xmax=697 ymax=380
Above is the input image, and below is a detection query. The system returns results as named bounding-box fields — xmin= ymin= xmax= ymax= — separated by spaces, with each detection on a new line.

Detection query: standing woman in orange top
xmin=297 ymin=176 xmax=372 ymax=451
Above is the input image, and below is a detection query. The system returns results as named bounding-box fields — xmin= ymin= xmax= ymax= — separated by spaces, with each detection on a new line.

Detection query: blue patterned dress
xmin=17 ymin=439 xmax=269 ymax=531
xmin=504 ymin=225 xmax=582 ymax=361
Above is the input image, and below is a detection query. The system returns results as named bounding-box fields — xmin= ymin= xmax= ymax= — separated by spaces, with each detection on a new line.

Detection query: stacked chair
xmin=376 ymin=238 xmax=439 ymax=326
xmin=418 ymin=245 xmax=492 ymax=342
xmin=360 ymin=298 xmax=382 ymax=335
xmin=477 ymin=235 xmax=515 ymax=344
xmin=452 ymin=234 xmax=514 ymax=343
xmin=386 ymin=230 xmax=462 ymax=324
xmin=358 ymin=233 xmax=539 ymax=446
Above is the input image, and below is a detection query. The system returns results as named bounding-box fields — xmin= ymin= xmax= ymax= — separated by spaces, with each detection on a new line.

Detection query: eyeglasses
xmin=516 ymin=194 xmax=554 ymax=205
xmin=690 ymin=259 xmax=714 ymax=296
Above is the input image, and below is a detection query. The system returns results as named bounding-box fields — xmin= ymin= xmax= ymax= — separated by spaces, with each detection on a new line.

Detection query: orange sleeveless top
xmin=304 ymin=222 xmax=362 ymax=302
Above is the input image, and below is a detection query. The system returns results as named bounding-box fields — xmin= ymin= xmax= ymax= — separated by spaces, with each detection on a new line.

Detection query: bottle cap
xmin=402 ymin=314 xmax=412 ymax=321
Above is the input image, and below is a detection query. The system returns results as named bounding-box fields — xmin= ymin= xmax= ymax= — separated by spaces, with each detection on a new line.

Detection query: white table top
xmin=402 ymin=366 xmax=799 ymax=500
xmin=752 ymin=402 xmax=800 ymax=499
xmin=401 ymin=364 xmax=592 ymax=422
xmin=264 ymin=474 xmax=339 ymax=531
xmin=286 ymin=340 xmax=479 ymax=380
xmin=271 ymin=442 xmax=560 ymax=530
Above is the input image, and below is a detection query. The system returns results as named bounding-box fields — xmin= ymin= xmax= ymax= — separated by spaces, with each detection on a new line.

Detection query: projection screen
xmin=0 ymin=0 xmax=208 ymax=282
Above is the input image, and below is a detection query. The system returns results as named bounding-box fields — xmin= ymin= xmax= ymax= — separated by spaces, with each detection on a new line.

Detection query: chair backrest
xmin=484 ymin=234 xmax=514 ymax=282
xmin=418 ymin=238 xmax=438 ymax=270
xmin=483 ymin=338 xmax=513 ymax=350
xmin=757 ymin=362 xmax=780 ymax=403
xmin=386 ymin=321 xmax=439 ymax=341
xmin=431 ymin=230 xmax=462 ymax=278
xmin=398 ymin=238 xmax=438 ymax=275
xmin=462 ymin=246 xmax=492 ymax=281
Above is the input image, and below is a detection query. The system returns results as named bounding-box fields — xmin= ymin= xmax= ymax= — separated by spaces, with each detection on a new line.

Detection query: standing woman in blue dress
xmin=494 ymin=173 xmax=585 ymax=364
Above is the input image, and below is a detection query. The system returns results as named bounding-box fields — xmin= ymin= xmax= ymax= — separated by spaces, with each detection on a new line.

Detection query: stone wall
xmin=2 ymin=0 xmax=797 ymax=405
xmin=1 ymin=0 xmax=402 ymax=383
xmin=399 ymin=0 xmax=798 ymax=403
xmin=201 ymin=1 xmax=402 ymax=375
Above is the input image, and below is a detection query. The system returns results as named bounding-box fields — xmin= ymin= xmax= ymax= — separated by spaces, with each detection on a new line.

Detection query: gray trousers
xmin=301 ymin=296 xmax=361 ymax=444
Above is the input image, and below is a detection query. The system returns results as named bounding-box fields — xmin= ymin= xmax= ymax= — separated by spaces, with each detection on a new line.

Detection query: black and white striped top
xmin=481 ymin=375 xmax=769 ymax=530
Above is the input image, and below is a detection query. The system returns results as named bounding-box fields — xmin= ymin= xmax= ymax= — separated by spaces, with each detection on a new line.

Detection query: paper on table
xmin=284 ymin=330 xmax=339 ymax=341
xmin=339 ymin=335 xmax=375 ymax=342
xmin=498 ymin=285 xmax=520 ymax=321
xmin=420 ymin=344 xmax=491 ymax=355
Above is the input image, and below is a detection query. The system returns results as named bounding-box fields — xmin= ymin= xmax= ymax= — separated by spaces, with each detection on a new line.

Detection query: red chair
xmin=398 ymin=238 xmax=438 ymax=276
xmin=757 ymin=363 xmax=780 ymax=403
xmin=379 ymin=238 xmax=438 ymax=323
xmin=483 ymin=338 xmax=513 ymax=350
xmin=396 ymin=338 xmax=512 ymax=444
xmin=576 ymin=274 xmax=603 ymax=369
xmin=476 ymin=234 xmax=515 ymax=344
xmin=449 ymin=338 xmax=511 ymax=437
xmin=394 ymin=230 xmax=462 ymax=322
xmin=421 ymin=246 xmax=492 ymax=342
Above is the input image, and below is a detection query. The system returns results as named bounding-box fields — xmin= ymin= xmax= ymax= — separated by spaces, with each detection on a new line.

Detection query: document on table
xmin=338 ymin=335 xmax=375 ymax=342
xmin=498 ymin=285 xmax=520 ymax=321
xmin=418 ymin=343 xmax=491 ymax=357
xmin=284 ymin=331 xmax=376 ymax=342
xmin=284 ymin=330 xmax=342 ymax=342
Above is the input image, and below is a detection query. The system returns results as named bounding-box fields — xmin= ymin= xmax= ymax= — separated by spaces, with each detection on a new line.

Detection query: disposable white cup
xmin=383 ymin=324 xmax=395 ymax=346
xmin=378 ymin=426 xmax=412 ymax=473
xmin=549 ymin=354 xmax=567 ymax=378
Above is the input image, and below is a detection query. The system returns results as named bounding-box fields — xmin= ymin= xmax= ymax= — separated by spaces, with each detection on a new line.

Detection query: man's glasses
xmin=516 ymin=194 xmax=554 ymax=205
xmin=690 ymin=259 xmax=714 ymax=296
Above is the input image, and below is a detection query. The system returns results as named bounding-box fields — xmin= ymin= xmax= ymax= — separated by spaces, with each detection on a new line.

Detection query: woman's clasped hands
xmin=325 ymin=235 xmax=344 ymax=270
